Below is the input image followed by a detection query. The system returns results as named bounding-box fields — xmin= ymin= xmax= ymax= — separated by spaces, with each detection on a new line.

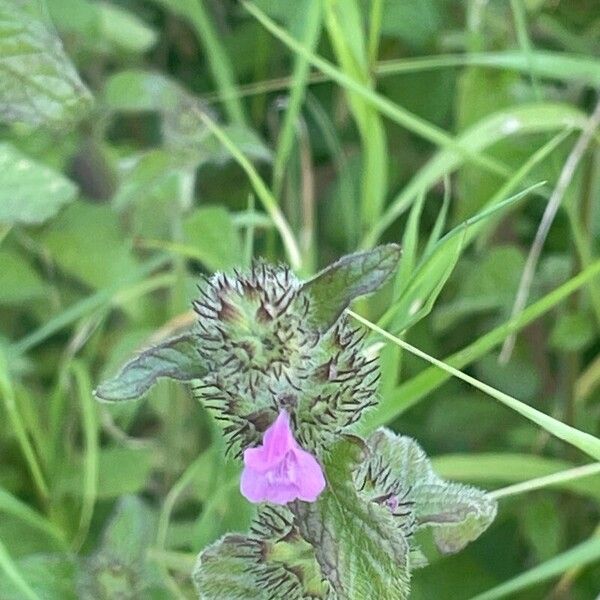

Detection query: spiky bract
xmin=192 ymin=261 xmax=378 ymax=455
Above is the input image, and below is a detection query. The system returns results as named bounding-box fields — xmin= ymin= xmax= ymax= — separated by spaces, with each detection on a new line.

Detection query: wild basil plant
xmin=96 ymin=245 xmax=496 ymax=599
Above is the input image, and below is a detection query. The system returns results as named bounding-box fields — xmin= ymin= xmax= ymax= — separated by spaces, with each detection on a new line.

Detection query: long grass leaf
xmin=349 ymin=311 xmax=600 ymax=461
xmin=368 ymin=257 xmax=600 ymax=428
xmin=468 ymin=536 xmax=600 ymax=600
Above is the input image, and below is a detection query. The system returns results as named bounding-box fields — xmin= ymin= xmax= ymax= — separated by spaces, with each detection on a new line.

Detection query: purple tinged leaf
xmin=241 ymin=411 xmax=326 ymax=505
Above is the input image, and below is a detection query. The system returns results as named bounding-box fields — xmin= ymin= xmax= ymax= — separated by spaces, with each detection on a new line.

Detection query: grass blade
xmin=349 ymin=310 xmax=600 ymax=461
xmin=0 ymin=539 xmax=40 ymax=600
xmin=468 ymin=535 xmax=600 ymax=600
xmin=368 ymin=257 xmax=600 ymax=428
xmin=195 ymin=108 xmax=302 ymax=269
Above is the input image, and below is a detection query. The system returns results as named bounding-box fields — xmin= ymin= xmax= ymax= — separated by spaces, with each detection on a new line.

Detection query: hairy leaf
xmin=94 ymin=331 xmax=206 ymax=402
xmin=0 ymin=0 xmax=91 ymax=125
xmin=303 ymin=244 xmax=401 ymax=331
xmin=194 ymin=506 xmax=331 ymax=600
xmin=0 ymin=143 xmax=77 ymax=225
xmin=361 ymin=429 xmax=497 ymax=554
xmin=292 ymin=438 xmax=411 ymax=600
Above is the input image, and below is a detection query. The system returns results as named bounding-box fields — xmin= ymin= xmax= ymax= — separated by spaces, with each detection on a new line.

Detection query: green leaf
xmin=96 ymin=2 xmax=157 ymax=54
xmin=292 ymin=438 xmax=411 ymax=600
xmin=94 ymin=331 xmax=206 ymax=402
xmin=303 ymin=244 xmax=401 ymax=330
xmin=104 ymin=71 xmax=183 ymax=113
xmin=79 ymin=496 xmax=165 ymax=599
xmin=0 ymin=143 xmax=77 ymax=225
xmin=183 ymin=207 xmax=243 ymax=271
xmin=0 ymin=552 xmax=77 ymax=600
xmin=363 ymin=429 xmax=497 ymax=554
xmin=0 ymin=0 xmax=91 ymax=126
xmin=0 ymin=487 xmax=65 ymax=547
xmin=194 ymin=507 xmax=331 ymax=600
xmin=56 ymin=447 xmax=154 ymax=499
xmin=550 ymin=311 xmax=595 ymax=352
xmin=40 ymin=202 xmax=139 ymax=290
xmin=0 ymin=251 xmax=47 ymax=305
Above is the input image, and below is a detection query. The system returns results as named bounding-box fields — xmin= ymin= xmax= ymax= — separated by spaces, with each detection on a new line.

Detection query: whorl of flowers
xmin=192 ymin=261 xmax=380 ymax=456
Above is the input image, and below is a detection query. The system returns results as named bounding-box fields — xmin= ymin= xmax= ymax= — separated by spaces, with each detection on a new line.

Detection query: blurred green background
xmin=1 ymin=0 xmax=600 ymax=598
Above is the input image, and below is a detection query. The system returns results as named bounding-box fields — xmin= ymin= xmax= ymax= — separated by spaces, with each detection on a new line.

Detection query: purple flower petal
xmin=240 ymin=410 xmax=326 ymax=505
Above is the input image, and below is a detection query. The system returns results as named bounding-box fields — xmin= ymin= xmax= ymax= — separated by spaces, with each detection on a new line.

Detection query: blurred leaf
xmin=0 ymin=143 xmax=77 ymax=225
xmin=374 ymin=0 xmax=443 ymax=48
xmin=40 ymin=201 xmax=139 ymax=289
xmin=0 ymin=553 xmax=77 ymax=600
xmin=56 ymin=447 xmax=155 ymax=499
xmin=104 ymin=71 xmax=183 ymax=113
xmin=433 ymin=453 xmax=600 ymax=501
xmin=434 ymin=246 xmax=525 ymax=331
xmin=113 ymin=150 xmax=179 ymax=213
xmin=550 ymin=311 xmax=595 ymax=352
xmin=521 ymin=497 xmax=563 ymax=562
xmin=0 ymin=251 xmax=47 ymax=305
xmin=95 ymin=331 xmax=206 ymax=402
xmin=79 ymin=496 xmax=166 ymax=599
xmin=302 ymin=244 xmax=401 ymax=331
xmin=0 ymin=0 xmax=91 ymax=126
xmin=96 ymin=2 xmax=157 ymax=53
xmin=0 ymin=487 xmax=65 ymax=548
xmin=183 ymin=206 xmax=242 ymax=271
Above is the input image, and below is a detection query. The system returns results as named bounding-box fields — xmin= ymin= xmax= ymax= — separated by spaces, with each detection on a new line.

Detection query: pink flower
xmin=240 ymin=410 xmax=326 ymax=505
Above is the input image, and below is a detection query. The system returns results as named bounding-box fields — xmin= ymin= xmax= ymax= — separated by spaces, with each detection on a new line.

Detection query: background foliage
xmin=1 ymin=0 xmax=600 ymax=598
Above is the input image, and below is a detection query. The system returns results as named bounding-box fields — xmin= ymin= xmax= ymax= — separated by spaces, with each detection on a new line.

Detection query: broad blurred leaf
xmin=78 ymin=496 xmax=165 ymax=599
xmin=0 ymin=143 xmax=77 ymax=225
xmin=104 ymin=71 xmax=182 ymax=113
xmin=0 ymin=251 xmax=46 ymax=304
xmin=303 ymin=244 xmax=401 ymax=331
xmin=0 ymin=0 xmax=91 ymax=125
xmin=183 ymin=206 xmax=242 ymax=271
xmin=94 ymin=331 xmax=206 ymax=402
xmin=0 ymin=554 xmax=78 ymax=600
xmin=56 ymin=447 xmax=155 ymax=499
xmin=40 ymin=201 xmax=139 ymax=289
xmin=550 ymin=311 xmax=595 ymax=352
xmin=48 ymin=0 xmax=156 ymax=55
xmin=96 ymin=2 xmax=157 ymax=53
xmin=371 ymin=0 xmax=443 ymax=48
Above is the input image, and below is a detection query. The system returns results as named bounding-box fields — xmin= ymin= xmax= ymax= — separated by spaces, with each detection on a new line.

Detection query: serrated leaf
xmin=0 ymin=143 xmax=77 ymax=225
xmin=292 ymin=438 xmax=411 ymax=600
xmin=364 ymin=429 xmax=497 ymax=554
xmin=303 ymin=245 xmax=401 ymax=331
xmin=0 ymin=0 xmax=92 ymax=126
xmin=94 ymin=331 xmax=206 ymax=402
xmin=194 ymin=507 xmax=331 ymax=600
